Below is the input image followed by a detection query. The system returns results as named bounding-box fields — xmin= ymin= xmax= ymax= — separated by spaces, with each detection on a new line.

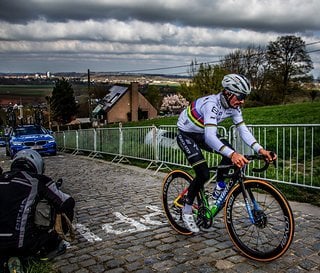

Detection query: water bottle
xmin=211 ymin=181 xmax=226 ymax=205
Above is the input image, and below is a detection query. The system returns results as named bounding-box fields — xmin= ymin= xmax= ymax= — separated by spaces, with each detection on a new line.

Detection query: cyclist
xmin=176 ymin=73 xmax=277 ymax=232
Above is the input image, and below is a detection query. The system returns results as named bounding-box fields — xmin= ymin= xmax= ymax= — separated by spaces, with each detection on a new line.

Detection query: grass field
xmin=242 ymin=101 xmax=320 ymax=124
xmin=115 ymin=101 xmax=320 ymax=127
xmin=0 ymin=84 xmax=53 ymax=96
xmin=0 ymin=84 xmax=53 ymax=105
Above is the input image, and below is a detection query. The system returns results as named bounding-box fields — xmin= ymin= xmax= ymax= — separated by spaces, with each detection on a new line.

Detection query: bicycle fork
xmin=239 ymin=181 xmax=260 ymax=224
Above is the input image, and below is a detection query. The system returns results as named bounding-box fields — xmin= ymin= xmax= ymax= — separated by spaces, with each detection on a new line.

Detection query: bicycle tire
xmin=224 ymin=179 xmax=294 ymax=262
xmin=162 ymin=170 xmax=195 ymax=235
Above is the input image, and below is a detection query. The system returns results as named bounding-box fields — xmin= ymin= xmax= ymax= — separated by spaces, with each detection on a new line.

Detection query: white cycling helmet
xmin=11 ymin=149 xmax=44 ymax=174
xmin=222 ymin=74 xmax=251 ymax=96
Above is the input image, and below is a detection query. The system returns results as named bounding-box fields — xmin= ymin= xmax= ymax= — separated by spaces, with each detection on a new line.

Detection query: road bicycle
xmin=162 ymin=154 xmax=294 ymax=262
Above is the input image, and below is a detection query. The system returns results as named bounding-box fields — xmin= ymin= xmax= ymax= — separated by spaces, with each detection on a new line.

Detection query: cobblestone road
xmin=1 ymin=151 xmax=319 ymax=273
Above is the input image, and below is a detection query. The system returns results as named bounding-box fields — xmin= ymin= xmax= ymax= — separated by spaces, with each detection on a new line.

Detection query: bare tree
xmin=221 ymin=49 xmax=244 ymax=74
xmin=267 ymin=35 xmax=313 ymax=103
xmin=221 ymin=45 xmax=269 ymax=92
xmin=180 ymin=63 xmax=227 ymax=102
xmin=243 ymin=45 xmax=270 ymax=92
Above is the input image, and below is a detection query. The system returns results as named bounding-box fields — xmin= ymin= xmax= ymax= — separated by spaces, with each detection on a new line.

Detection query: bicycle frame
xmin=196 ymin=166 xmax=262 ymax=226
xmin=191 ymin=169 xmax=232 ymax=224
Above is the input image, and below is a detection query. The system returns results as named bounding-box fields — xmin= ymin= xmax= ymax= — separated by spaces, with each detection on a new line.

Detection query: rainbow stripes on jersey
xmin=187 ymin=101 xmax=204 ymax=128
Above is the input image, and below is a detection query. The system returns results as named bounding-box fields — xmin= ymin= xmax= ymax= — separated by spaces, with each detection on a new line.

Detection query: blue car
xmin=0 ymin=137 xmax=6 ymax=147
xmin=6 ymin=125 xmax=57 ymax=158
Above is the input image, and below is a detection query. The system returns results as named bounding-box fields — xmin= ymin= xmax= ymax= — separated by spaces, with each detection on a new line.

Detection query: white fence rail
xmin=55 ymin=124 xmax=320 ymax=189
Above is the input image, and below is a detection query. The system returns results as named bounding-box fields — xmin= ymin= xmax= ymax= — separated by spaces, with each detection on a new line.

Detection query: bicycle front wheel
xmin=224 ymin=179 xmax=294 ymax=262
xmin=162 ymin=170 xmax=194 ymax=235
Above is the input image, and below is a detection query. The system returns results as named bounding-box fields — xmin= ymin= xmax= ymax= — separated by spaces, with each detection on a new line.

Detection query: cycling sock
xmin=183 ymin=204 xmax=193 ymax=214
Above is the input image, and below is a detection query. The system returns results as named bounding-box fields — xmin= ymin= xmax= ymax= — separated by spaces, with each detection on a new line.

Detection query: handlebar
xmin=245 ymin=152 xmax=276 ymax=172
xmin=209 ymin=152 xmax=276 ymax=174
xmin=245 ymin=154 xmax=268 ymax=172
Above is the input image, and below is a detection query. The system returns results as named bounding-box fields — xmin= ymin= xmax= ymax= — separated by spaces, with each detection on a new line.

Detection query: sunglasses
xmin=234 ymin=93 xmax=247 ymax=101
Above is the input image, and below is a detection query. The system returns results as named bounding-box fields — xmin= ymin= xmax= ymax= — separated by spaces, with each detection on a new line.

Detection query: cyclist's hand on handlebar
xmin=259 ymin=149 xmax=277 ymax=162
xmin=230 ymin=152 xmax=249 ymax=168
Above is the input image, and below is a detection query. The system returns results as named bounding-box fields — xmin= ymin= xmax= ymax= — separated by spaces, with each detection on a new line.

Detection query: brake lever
xmin=269 ymin=151 xmax=277 ymax=167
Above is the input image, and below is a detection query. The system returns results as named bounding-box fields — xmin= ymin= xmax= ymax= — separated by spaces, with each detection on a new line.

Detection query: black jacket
xmin=0 ymin=170 xmax=75 ymax=256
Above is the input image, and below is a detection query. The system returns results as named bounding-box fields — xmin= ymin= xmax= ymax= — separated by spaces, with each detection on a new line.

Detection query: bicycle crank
xmin=196 ymin=206 xmax=213 ymax=229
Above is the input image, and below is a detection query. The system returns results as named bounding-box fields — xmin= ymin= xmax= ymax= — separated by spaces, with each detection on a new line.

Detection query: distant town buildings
xmin=0 ymin=71 xmax=190 ymax=85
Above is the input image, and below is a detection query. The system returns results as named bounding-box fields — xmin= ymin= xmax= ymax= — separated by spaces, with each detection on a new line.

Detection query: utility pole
xmin=46 ymin=96 xmax=52 ymax=130
xmin=88 ymin=69 xmax=92 ymax=121
xmin=18 ymin=97 xmax=23 ymax=125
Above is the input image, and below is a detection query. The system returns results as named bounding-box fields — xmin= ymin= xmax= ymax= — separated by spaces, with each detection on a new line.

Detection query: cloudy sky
xmin=1 ymin=0 xmax=320 ymax=77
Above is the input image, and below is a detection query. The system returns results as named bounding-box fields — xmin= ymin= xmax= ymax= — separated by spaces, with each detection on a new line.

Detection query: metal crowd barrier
xmin=54 ymin=124 xmax=320 ymax=189
xmin=229 ymin=124 xmax=320 ymax=189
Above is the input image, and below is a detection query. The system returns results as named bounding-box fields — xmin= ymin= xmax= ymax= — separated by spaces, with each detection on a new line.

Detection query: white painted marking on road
xmin=77 ymin=206 xmax=166 ymax=239
xmin=102 ymin=212 xmax=150 ymax=235
xmin=140 ymin=205 xmax=165 ymax=226
xmin=75 ymin=223 xmax=102 ymax=243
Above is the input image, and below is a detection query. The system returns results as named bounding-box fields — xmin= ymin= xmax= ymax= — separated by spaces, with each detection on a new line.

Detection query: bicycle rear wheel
xmin=162 ymin=170 xmax=195 ymax=235
xmin=224 ymin=179 xmax=294 ymax=262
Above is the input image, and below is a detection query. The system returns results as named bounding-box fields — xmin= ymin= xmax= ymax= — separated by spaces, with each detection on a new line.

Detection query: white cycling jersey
xmin=177 ymin=93 xmax=263 ymax=157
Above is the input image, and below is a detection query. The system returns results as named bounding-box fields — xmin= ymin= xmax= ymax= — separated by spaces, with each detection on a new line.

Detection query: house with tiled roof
xmin=92 ymin=82 xmax=157 ymax=124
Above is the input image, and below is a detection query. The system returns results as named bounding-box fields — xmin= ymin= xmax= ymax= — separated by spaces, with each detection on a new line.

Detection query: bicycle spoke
xmin=162 ymin=170 xmax=195 ymax=235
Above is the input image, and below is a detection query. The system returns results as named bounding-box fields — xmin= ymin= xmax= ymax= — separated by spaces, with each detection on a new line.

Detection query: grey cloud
xmin=0 ymin=0 xmax=319 ymax=75
xmin=0 ymin=0 xmax=319 ymax=33
xmin=0 ymin=19 xmax=277 ymax=50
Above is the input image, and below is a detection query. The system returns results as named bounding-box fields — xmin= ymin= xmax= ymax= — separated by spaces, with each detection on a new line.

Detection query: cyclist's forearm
xmin=237 ymin=125 xmax=263 ymax=153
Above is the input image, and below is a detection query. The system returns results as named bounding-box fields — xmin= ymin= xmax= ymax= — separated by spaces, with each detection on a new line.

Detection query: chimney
xmin=130 ymin=82 xmax=139 ymax=121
